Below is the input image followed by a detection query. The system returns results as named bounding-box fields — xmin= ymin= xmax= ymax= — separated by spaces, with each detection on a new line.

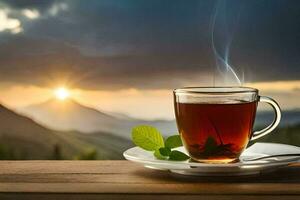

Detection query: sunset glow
xmin=0 ymin=80 xmax=299 ymax=120
xmin=54 ymin=87 xmax=70 ymax=100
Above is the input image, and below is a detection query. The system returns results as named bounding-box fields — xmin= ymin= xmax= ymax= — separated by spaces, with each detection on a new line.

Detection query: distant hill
xmin=21 ymin=98 xmax=177 ymax=138
xmin=0 ymin=104 xmax=131 ymax=160
xmin=0 ymin=104 xmax=78 ymax=159
xmin=249 ymin=123 xmax=300 ymax=147
xmin=254 ymin=109 xmax=300 ymax=128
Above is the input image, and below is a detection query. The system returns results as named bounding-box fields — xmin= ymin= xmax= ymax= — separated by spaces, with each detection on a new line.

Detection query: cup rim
xmin=173 ymin=86 xmax=258 ymax=94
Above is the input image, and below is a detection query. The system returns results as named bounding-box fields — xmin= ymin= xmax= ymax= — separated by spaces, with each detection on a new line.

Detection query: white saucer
xmin=123 ymin=143 xmax=300 ymax=176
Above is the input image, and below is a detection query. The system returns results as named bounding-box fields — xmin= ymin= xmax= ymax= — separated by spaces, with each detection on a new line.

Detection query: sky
xmin=0 ymin=0 xmax=299 ymax=119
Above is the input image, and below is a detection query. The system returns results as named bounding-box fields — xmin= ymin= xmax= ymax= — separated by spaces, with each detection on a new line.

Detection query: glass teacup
xmin=174 ymin=87 xmax=281 ymax=163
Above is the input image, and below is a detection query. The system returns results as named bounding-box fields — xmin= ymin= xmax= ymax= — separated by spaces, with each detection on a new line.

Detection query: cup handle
xmin=251 ymin=96 xmax=281 ymax=141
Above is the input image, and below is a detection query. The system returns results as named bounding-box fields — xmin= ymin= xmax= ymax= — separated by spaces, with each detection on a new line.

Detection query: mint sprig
xmin=132 ymin=125 xmax=164 ymax=151
xmin=165 ymin=135 xmax=183 ymax=149
xmin=131 ymin=125 xmax=189 ymax=161
xmin=159 ymin=147 xmax=171 ymax=156
xmin=169 ymin=150 xmax=190 ymax=161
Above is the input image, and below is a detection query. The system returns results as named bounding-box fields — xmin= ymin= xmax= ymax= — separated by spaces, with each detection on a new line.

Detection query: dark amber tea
xmin=175 ymin=101 xmax=257 ymax=163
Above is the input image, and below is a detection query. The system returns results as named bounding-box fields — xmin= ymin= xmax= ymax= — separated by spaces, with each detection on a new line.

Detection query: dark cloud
xmin=0 ymin=0 xmax=299 ymax=90
xmin=0 ymin=36 xmax=213 ymax=90
xmin=1 ymin=0 xmax=55 ymax=10
xmin=24 ymin=0 xmax=214 ymax=56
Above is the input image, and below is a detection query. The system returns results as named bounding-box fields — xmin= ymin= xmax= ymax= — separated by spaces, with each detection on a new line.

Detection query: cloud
xmin=0 ymin=0 xmax=68 ymax=35
xmin=48 ymin=2 xmax=68 ymax=16
xmin=1 ymin=0 xmax=68 ymax=16
xmin=1 ymin=0 xmax=55 ymax=11
xmin=0 ymin=8 xmax=22 ymax=33
xmin=22 ymin=9 xmax=40 ymax=19
xmin=0 ymin=36 xmax=213 ymax=90
xmin=0 ymin=0 xmax=299 ymax=90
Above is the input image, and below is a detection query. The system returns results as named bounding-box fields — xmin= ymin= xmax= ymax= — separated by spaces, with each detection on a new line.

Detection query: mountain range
xmin=20 ymin=98 xmax=177 ymax=139
xmin=0 ymin=104 xmax=132 ymax=160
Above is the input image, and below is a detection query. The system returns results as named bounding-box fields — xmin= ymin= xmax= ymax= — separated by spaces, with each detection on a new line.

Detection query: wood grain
xmin=0 ymin=161 xmax=299 ymax=199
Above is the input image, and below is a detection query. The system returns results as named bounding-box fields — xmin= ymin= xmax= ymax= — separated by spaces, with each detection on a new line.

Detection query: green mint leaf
xmin=165 ymin=135 xmax=183 ymax=149
xmin=169 ymin=150 xmax=190 ymax=161
xmin=159 ymin=147 xmax=171 ymax=156
xmin=132 ymin=125 xmax=164 ymax=151
xmin=154 ymin=148 xmax=168 ymax=160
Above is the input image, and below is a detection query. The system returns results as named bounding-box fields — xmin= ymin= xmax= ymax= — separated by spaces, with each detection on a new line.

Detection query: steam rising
xmin=211 ymin=0 xmax=243 ymax=86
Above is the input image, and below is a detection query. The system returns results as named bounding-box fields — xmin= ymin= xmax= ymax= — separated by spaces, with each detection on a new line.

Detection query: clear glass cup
xmin=174 ymin=87 xmax=281 ymax=163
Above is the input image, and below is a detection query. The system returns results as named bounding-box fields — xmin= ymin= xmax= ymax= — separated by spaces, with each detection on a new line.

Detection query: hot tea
xmin=175 ymin=101 xmax=257 ymax=163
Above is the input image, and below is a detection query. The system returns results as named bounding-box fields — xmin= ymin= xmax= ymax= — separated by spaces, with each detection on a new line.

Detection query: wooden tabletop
xmin=0 ymin=161 xmax=299 ymax=200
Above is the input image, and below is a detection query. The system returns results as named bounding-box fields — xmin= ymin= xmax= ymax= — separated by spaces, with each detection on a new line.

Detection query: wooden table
xmin=0 ymin=161 xmax=299 ymax=199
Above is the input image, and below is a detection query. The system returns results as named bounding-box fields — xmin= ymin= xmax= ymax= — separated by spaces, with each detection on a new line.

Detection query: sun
xmin=54 ymin=87 xmax=70 ymax=100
